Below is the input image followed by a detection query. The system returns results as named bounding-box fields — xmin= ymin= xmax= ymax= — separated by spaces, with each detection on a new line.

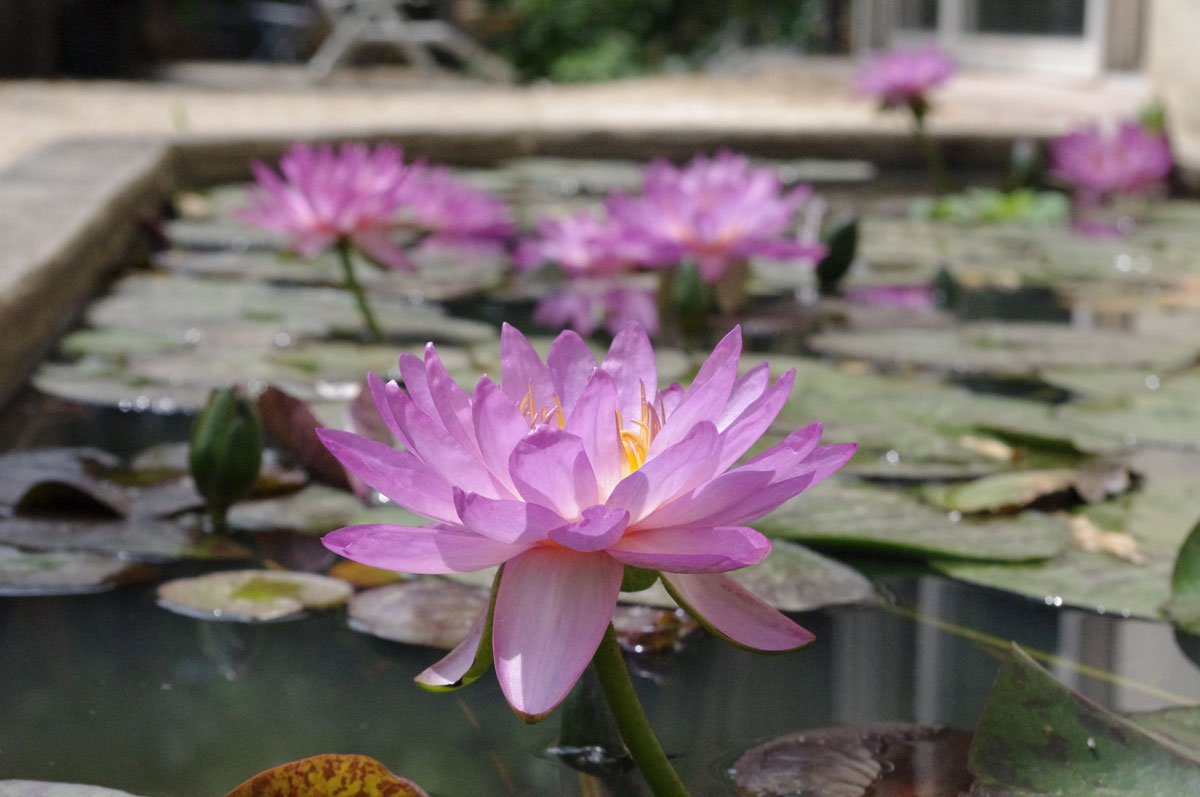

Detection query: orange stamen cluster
xmin=616 ymin=383 xmax=665 ymax=475
xmin=519 ymin=384 xmax=565 ymax=429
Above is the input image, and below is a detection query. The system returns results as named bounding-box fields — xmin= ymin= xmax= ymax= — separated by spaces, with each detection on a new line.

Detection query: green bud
xmin=620 ymin=565 xmax=659 ymax=593
xmin=189 ymin=386 xmax=263 ymax=531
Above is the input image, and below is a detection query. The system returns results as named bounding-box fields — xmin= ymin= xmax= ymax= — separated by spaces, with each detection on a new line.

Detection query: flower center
xmin=616 ymin=384 xmax=665 ymax=475
xmin=519 ymin=385 xmax=565 ymax=429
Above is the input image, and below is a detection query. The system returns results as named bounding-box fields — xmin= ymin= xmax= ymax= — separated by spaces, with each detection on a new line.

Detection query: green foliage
xmin=482 ymin=0 xmax=826 ymax=82
xmin=913 ymin=187 xmax=1070 ymax=226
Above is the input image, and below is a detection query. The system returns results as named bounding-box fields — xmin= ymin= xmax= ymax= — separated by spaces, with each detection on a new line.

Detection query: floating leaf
xmin=610 ymin=606 xmax=700 ymax=655
xmin=968 ymin=644 xmax=1200 ymax=794
xmin=759 ymin=480 xmax=1069 ymax=562
xmin=223 ymin=753 xmax=428 ymax=797
xmin=157 ymin=569 xmax=353 ymax=622
xmin=1065 ymin=513 xmax=1146 ymax=564
xmin=347 ymin=578 xmax=488 ymax=649
xmin=257 ymin=385 xmax=350 ymax=489
xmin=0 ymin=545 xmax=156 ymax=596
xmin=228 ymin=484 xmax=424 ymax=536
xmin=0 ymin=517 xmax=250 ymax=562
xmin=0 ymin=448 xmax=131 ymax=516
xmin=1129 ymin=706 xmax=1200 ymax=752
xmin=328 ymin=560 xmax=405 ymax=589
xmin=1163 ymin=519 xmax=1200 ymax=631
xmin=939 ymin=450 xmax=1200 ymax=619
xmin=920 ymin=469 xmax=1080 ymax=514
xmin=730 ymin=723 xmax=973 ymax=797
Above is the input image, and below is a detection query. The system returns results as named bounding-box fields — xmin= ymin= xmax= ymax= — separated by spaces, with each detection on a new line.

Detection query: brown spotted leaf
xmin=224 ymin=753 xmax=428 ymax=797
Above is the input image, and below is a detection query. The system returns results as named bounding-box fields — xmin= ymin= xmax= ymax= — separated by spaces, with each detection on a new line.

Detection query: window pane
xmin=895 ymin=0 xmax=938 ymax=31
xmin=969 ymin=0 xmax=1086 ymax=36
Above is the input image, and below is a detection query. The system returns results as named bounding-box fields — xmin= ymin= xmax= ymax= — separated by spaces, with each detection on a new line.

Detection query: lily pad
xmin=0 ymin=545 xmax=156 ymax=596
xmin=228 ymin=484 xmax=425 ymax=536
xmin=0 ymin=448 xmax=131 ymax=516
xmin=1129 ymin=706 xmax=1200 ymax=752
xmin=759 ymin=479 xmax=1070 ymax=561
xmin=0 ymin=517 xmax=250 ymax=562
xmin=938 ymin=450 xmax=1200 ymax=620
xmin=968 ymin=644 xmax=1200 ymax=794
xmin=223 ymin=753 xmax=428 ymax=797
xmin=1163 ymin=519 xmax=1200 ymax=631
xmin=730 ymin=723 xmax=973 ymax=797
xmin=157 ymin=569 xmax=353 ymax=622
xmin=347 ymin=578 xmax=488 ymax=649
xmin=919 ymin=465 xmax=1131 ymax=514
xmin=806 ymin=324 xmax=1199 ymax=374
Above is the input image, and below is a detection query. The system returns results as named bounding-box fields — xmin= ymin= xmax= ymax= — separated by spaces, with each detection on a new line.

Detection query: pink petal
xmin=565 ymin=370 xmax=623 ymax=498
xmin=716 ymin=363 xmax=771 ymax=429
xmin=471 ymin=377 xmax=528 ymax=494
xmin=609 ymin=525 xmax=771 ymax=572
xmin=454 ymin=488 xmax=562 ymax=544
xmin=548 ymin=505 xmax=630 ymax=552
xmin=397 ymin=350 xmax=434 ymax=419
xmin=415 ymin=604 xmax=489 ymax=689
xmin=390 ymin=382 xmax=507 ymax=498
xmin=508 ymin=427 xmax=599 ymax=519
xmin=546 ymin=330 xmax=598 ymax=415
xmin=714 ymin=369 xmax=795 ymax=471
xmin=367 ymin=373 xmax=409 ymax=448
xmin=425 ymin=348 xmax=480 ymax=457
xmin=493 ymin=547 xmax=623 ymax=720
xmin=351 ymin=228 xmax=416 ymax=271
xmin=661 ymin=572 xmax=815 ymax=651
xmin=601 ymin=324 xmax=658 ymax=424
xmin=323 ymin=523 xmax=527 ymax=573
xmin=500 ymin=323 xmax=554 ymax=410
xmin=317 ymin=428 xmax=457 ymax=523
xmin=650 ymin=326 xmax=741 ymax=455
xmin=606 ymin=421 xmax=719 ymax=523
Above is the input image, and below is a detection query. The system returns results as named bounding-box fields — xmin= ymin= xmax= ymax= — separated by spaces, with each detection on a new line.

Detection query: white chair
xmin=307 ymin=0 xmax=513 ymax=81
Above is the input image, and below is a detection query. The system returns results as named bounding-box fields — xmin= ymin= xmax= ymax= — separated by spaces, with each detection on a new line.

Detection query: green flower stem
xmin=592 ymin=624 xmax=689 ymax=796
xmin=913 ymin=114 xmax=951 ymax=196
xmin=336 ymin=239 xmax=384 ymax=343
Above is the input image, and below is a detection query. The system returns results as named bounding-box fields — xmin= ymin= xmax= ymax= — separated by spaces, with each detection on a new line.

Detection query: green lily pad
xmin=1129 ymin=706 xmax=1200 ymax=752
xmin=1163 ymin=519 xmax=1200 ymax=631
xmin=730 ymin=723 xmax=973 ymax=797
xmin=969 ymin=644 xmax=1200 ymax=794
xmin=0 ymin=545 xmax=156 ymax=596
xmin=156 ymin=569 xmax=353 ymax=622
xmin=347 ymin=578 xmax=488 ymax=649
xmin=0 ymin=517 xmax=250 ymax=562
xmin=759 ymin=479 xmax=1070 ymax=561
xmin=1056 ymin=369 xmax=1200 ymax=449
xmin=806 ymin=324 xmax=1199 ymax=374
xmin=228 ymin=484 xmax=425 ymax=536
xmin=622 ymin=539 xmax=876 ymax=612
xmin=918 ymin=465 xmax=1131 ymax=514
xmin=938 ymin=450 xmax=1200 ymax=620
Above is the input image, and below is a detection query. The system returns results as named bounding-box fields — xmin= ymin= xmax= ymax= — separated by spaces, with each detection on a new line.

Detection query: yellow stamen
xmin=519 ymin=384 xmax=565 ymax=430
xmin=615 ymin=383 xmax=666 ymax=475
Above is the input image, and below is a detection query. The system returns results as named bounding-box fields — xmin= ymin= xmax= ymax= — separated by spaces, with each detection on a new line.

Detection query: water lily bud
xmin=190 ymin=386 xmax=263 ymax=530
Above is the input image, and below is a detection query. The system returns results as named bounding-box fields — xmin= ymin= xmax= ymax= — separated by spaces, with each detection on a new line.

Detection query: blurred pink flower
xmin=1049 ymin=121 xmax=1172 ymax=196
xmin=854 ymin=46 xmax=956 ymax=110
xmin=607 ymin=151 xmax=827 ymax=283
xmin=318 ymin=324 xmax=855 ymax=720
xmin=399 ymin=163 xmax=516 ymax=252
xmin=237 ymin=142 xmax=415 ymax=271
xmin=516 ymin=210 xmax=669 ymax=276
xmin=842 ymin=283 xmax=936 ymax=311
xmin=534 ymin=283 xmax=660 ymax=337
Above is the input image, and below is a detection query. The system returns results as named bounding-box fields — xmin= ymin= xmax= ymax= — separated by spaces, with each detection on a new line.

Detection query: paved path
xmin=0 ymin=58 xmax=1154 ymax=170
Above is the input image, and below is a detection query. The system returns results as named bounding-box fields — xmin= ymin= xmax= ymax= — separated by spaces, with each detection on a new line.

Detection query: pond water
xmin=3 ymin=156 xmax=1200 ymax=794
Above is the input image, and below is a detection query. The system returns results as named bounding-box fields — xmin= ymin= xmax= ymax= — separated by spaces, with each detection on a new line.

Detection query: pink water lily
xmin=319 ymin=324 xmax=855 ymax=720
xmin=398 ymin=162 xmax=516 ymax=252
xmin=855 ymin=45 xmax=956 ymax=111
xmin=1049 ymin=120 xmax=1172 ymax=196
xmin=237 ymin=142 xmax=415 ymax=271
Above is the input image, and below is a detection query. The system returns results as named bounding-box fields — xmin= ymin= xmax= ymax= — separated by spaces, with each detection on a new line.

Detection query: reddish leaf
xmin=257 ymin=386 xmax=350 ymax=490
xmin=225 ymin=754 xmax=428 ymax=797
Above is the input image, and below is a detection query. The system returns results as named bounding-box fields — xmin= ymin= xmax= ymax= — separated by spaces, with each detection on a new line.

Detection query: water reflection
xmin=0 ymin=574 xmax=1196 ymax=795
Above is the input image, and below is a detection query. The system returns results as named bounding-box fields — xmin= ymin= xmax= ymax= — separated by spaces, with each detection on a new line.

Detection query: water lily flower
xmin=606 ymin=152 xmax=827 ymax=284
xmin=319 ymin=324 xmax=855 ymax=720
xmin=1049 ymin=120 xmax=1172 ymax=197
xmin=237 ymin=141 xmax=415 ymax=271
xmin=854 ymin=45 xmax=956 ymax=113
xmin=518 ymin=210 xmax=665 ymax=337
xmin=398 ymin=163 xmax=516 ymax=252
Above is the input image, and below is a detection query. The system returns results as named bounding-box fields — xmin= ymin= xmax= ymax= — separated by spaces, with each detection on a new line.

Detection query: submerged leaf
xmin=969 ymin=644 xmax=1200 ymax=794
xmin=223 ymin=753 xmax=428 ymax=797
xmin=157 ymin=569 xmax=352 ymax=622
xmin=730 ymin=723 xmax=973 ymax=797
